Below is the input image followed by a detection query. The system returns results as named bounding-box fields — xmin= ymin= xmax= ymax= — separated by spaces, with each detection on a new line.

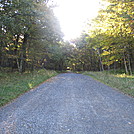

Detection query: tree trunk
xmin=131 ymin=49 xmax=134 ymax=71
xmin=31 ymin=57 xmax=35 ymax=71
xmin=127 ymin=53 xmax=132 ymax=75
xmin=0 ymin=43 xmax=2 ymax=67
xmin=123 ymin=53 xmax=129 ymax=74
xmin=114 ymin=62 xmax=116 ymax=74
xmin=97 ymin=49 xmax=104 ymax=71
xmin=19 ymin=34 xmax=28 ymax=73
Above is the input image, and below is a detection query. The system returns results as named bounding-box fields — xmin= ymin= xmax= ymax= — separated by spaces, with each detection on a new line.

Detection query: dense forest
xmin=0 ymin=0 xmax=64 ymax=72
xmin=0 ymin=0 xmax=134 ymax=74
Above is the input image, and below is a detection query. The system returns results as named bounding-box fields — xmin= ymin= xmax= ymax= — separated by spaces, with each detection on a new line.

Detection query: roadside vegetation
xmin=0 ymin=0 xmax=134 ymax=106
xmin=0 ymin=69 xmax=58 ymax=107
xmin=83 ymin=70 xmax=134 ymax=97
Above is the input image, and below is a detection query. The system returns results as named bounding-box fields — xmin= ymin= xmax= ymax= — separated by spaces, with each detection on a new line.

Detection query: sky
xmin=52 ymin=0 xmax=102 ymax=40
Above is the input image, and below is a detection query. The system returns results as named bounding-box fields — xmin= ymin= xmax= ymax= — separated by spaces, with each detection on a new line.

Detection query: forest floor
xmin=0 ymin=69 xmax=58 ymax=107
xmin=0 ymin=73 xmax=134 ymax=133
xmin=83 ymin=71 xmax=134 ymax=97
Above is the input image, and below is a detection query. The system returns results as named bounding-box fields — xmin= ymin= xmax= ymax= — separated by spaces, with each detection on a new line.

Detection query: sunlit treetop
xmin=52 ymin=0 xmax=106 ymax=40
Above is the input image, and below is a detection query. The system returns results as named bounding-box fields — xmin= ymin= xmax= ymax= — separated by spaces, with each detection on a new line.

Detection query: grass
xmin=0 ymin=69 xmax=58 ymax=107
xmin=83 ymin=71 xmax=134 ymax=97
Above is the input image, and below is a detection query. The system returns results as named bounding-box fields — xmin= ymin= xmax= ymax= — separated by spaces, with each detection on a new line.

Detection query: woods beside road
xmin=0 ymin=0 xmax=134 ymax=74
xmin=0 ymin=2 xmax=134 ymax=131
xmin=0 ymin=0 xmax=134 ymax=107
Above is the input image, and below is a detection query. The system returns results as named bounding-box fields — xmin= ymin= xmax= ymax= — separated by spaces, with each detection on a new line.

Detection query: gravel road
xmin=0 ymin=73 xmax=134 ymax=134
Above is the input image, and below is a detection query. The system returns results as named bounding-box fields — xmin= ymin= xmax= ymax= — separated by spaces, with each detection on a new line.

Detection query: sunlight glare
xmin=53 ymin=0 xmax=102 ymax=40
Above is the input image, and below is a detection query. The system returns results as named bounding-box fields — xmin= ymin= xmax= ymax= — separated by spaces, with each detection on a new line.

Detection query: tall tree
xmin=0 ymin=0 xmax=63 ymax=72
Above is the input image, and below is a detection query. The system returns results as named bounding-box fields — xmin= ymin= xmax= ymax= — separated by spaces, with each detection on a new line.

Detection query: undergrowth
xmin=0 ymin=69 xmax=58 ymax=107
xmin=83 ymin=71 xmax=134 ymax=97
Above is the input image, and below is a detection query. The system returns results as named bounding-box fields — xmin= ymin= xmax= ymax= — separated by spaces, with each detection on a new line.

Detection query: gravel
xmin=0 ymin=73 xmax=134 ymax=134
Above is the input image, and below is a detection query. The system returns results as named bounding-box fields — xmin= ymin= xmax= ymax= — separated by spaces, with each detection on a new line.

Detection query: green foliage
xmin=0 ymin=69 xmax=58 ymax=107
xmin=70 ymin=0 xmax=134 ymax=73
xmin=1 ymin=0 xmax=134 ymax=74
xmin=66 ymin=0 xmax=134 ymax=73
xmin=0 ymin=0 xmax=63 ymax=72
xmin=44 ymin=42 xmax=74 ymax=71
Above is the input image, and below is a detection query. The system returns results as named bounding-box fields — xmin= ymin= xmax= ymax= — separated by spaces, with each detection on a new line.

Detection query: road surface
xmin=0 ymin=73 xmax=134 ymax=134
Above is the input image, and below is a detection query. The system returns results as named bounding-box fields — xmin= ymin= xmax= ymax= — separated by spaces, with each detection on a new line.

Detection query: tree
xmin=0 ymin=0 xmax=63 ymax=72
xmin=84 ymin=0 xmax=134 ymax=74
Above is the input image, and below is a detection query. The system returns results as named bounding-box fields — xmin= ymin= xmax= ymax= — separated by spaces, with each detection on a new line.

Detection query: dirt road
xmin=0 ymin=73 xmax=134 ymax=134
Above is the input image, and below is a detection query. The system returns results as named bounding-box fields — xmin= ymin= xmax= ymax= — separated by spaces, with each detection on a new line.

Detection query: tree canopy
xmin=0 ymin=0 xmax=134 ymax=74
xmin=65 ymin=0 xmax=134 ymax=74
xmin=0 ymin=0 xmax=63 ymax=72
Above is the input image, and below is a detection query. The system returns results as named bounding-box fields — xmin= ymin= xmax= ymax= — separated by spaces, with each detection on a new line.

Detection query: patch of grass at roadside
xmin=83 ymin=71 xmax=134 ymax=97
xmin=0 ymin=69 xmax=58 ymax=107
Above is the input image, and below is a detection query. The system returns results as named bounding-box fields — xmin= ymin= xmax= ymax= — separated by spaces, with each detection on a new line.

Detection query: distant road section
xmin=0 ymin=73 xmax=134 ymax=134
